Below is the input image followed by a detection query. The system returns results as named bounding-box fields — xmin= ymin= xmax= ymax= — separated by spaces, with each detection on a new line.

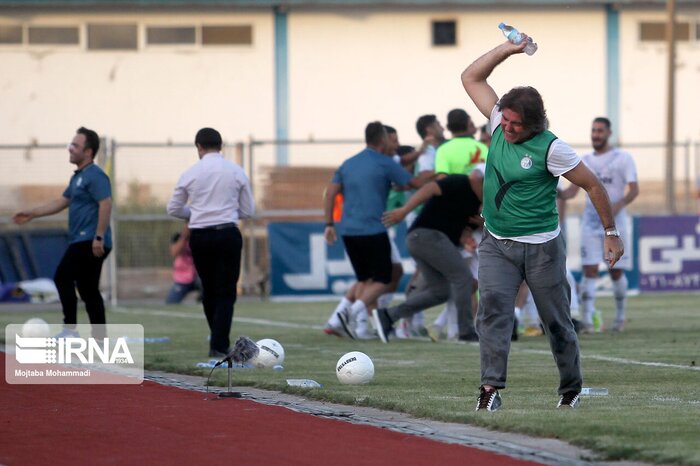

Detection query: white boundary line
xmin=112 ymin=307 xmax=698 ymax=372
xmin=111 ymin=306 xmax=324 ymax=329
xmin=517 ymin=348 xmax=700 ymax=372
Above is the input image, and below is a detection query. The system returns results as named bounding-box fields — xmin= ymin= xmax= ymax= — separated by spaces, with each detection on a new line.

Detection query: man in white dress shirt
xmin=167 ymin=128 xmax=255 ymax=357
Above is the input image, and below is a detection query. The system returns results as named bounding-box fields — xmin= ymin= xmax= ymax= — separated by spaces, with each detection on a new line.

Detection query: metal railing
xmin=1 ymin=137 xmax=698 ymax=304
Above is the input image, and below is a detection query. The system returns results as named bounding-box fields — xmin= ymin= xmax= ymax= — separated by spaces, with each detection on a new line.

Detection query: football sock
xmin=581 ymin=276 xmax=597 ymax=325
xmin=327 ymin=297 xmax=351 ymax=327
xmin=612 ymin=274 xmax=628 ymax=323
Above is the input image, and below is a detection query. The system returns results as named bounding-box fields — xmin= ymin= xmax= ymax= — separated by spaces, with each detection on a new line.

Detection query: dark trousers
xmin=189 ymin=225 xmax=242 ymax=354
xmin=388 ymin=228 xmax=475 ymax=338
xmin=477 ymin=231 xmax=581 ymax=394
xmin=54 ymin=241 xmax=110 ymax=337
xmin=165 ymin=279 xmax=202 ymax=304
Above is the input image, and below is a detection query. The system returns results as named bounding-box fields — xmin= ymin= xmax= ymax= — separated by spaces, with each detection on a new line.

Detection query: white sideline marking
xmin=113 ymin=307 xmax=698 ymax=372
xmin=111 ymin=306 xmax=324 ymax=330
xmin=519 ymin=348 xmax=700 ymax=372
xmin=112 ymin=308 xmax=197 ymax=319
xmin=237 ymin=317 xmax=324 ymax=330
xmin=653 ymin=396 xmax=700 ymax=405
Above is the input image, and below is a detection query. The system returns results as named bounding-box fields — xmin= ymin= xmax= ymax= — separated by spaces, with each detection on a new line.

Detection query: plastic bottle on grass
xmin=581 ymin=387 xmax=609 ymax=396
xmin=144 ymin=337 xmax=170 ymax=344
xmin=286 ymin=379 xmax=322 ymax=388
xmin=498 ymin=22 xmax=538 ymax=56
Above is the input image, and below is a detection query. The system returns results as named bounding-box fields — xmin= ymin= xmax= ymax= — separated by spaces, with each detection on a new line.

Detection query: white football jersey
xmin=416 ymin=145 xmax=436 ymax=173
xmin=581 ymin=148 xmax=637 ymax=229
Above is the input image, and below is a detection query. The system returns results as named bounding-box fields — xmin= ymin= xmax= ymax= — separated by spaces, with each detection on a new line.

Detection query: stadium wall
xmin=0 ymin=4 xmax=698 ymax=174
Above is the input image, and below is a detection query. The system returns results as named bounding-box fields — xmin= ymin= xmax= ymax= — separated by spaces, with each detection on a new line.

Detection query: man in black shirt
xmin=373 ymin=173 xmax=482 ymax=343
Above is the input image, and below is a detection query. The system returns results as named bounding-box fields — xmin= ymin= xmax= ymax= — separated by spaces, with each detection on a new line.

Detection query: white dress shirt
xmin=167 ymin=152 xmax=255 ymax=228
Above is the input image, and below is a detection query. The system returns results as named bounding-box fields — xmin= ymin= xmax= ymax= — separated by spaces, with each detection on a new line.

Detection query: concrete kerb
xmin=145 ymin=370 xmax=651 ymax=466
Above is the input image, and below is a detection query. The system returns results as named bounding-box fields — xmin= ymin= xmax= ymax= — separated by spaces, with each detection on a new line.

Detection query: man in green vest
xmin=461 ymin=36 xmax=624 ymax=411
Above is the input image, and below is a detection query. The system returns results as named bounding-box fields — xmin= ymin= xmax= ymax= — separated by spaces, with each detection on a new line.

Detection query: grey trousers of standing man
xmin=387 ymin=228 xmax=477 ymax=338
xmin=477 ymin=230 xmax=582 ymax=395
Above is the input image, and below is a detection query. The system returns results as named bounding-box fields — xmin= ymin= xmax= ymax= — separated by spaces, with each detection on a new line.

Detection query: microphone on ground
xmin=214 ymin=336 xmax=259 ymax=367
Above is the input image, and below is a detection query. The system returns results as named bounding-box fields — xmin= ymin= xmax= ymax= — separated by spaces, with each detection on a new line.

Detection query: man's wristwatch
xmin=604 ymin=229 xmax=620 ymax=238
xmin=94 ymin=235 xmax=103 ymax=241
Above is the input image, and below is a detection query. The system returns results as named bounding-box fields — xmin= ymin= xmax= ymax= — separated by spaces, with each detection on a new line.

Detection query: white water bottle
xmin=580 ymin=387 xmax=609 ymax=396
xmin=498 ymin=22 xmax=538 ymax=56
xmin=286 ymin=378 xmax=322 ymax=388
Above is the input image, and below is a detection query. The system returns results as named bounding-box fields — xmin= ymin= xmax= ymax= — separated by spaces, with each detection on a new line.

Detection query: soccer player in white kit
xmin=561 ymin=117 xmax=639 ymax=332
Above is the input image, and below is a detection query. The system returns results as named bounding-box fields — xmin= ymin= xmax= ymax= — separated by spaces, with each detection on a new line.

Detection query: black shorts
xmin=342 ymin=233 xmax=392 ymax=284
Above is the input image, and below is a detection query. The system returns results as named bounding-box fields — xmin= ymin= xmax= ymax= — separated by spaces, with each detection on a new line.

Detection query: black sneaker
xmin=475 ymin=386 xmax=502 ymax=411
xmin=372 ymin=308 xmax=393 ymax=344
xmin=337 ymin=309 xmax=357 ymax=340
xmin=557 ymin=391 xmax=581 ymax=409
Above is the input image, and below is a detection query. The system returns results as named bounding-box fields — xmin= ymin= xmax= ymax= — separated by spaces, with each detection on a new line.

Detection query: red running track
xmin=0 ymin=357 xmax=543 ymax=466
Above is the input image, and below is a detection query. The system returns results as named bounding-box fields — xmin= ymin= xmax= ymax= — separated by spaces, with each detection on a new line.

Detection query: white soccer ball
xmin=251 ymin=338 xmax=285 ymax=368
xmin=336 ymin=351 xmax=374 ymax=385
xmin=22 ymin=318 xmax=51 ymax=338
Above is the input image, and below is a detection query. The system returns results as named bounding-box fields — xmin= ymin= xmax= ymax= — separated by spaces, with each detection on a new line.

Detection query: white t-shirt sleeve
xmin=489 ymin=105 xmax=501 ymax=133
xmin=622 ymin=151 xmax=638 ymax=183
xmin=417 ymin=145 xmax=436 ymax=173
xmin=546 ymin=139 xmax=581 ymax=177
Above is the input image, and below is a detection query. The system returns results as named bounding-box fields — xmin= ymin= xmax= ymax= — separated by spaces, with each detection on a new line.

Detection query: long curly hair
xmin=497 ymin=86 xmax=548 ymax=135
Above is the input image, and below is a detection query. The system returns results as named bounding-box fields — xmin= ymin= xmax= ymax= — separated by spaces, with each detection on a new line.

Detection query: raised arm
xmin=461 ymin=41 xmax=527 ymax=119
xmin=399 ymin=137 xmax=435 ymax=168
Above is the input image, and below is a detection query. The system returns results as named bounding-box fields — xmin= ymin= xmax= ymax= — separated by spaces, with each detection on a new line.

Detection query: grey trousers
xmin=388 ymin=228 xmax=476 ymax=338
xmin=477 ymin=230 xmax=582 ymax=395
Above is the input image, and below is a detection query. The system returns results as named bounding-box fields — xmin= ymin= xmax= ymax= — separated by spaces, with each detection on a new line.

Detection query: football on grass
xmin=251 ymin=338 xmax=285 ymax=368
xmin=22 ymin=318 xmax=51 ymax=338
xmin=336 ymin=351 xmax=374 ymax=385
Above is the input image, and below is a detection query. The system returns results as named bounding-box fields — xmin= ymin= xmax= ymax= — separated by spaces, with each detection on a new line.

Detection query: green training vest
xmin=483 ymin=125 xmax=559 ymax=237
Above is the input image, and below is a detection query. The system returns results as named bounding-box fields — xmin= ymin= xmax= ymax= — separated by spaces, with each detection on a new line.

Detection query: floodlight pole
xmin=665 ymin=0 xmax=676 ymax=214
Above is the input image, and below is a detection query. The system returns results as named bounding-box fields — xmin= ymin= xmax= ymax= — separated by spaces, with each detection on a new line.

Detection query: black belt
xmin=198 ymin=223 xmax=237 ymax=230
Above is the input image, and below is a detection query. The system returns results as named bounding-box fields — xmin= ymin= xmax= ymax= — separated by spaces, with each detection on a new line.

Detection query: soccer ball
xmin=336 ymin=351 xmax=374 ymax=385
xmin=251 ymin=338 xmax=285 ymax=368
xmin=22 ymin=318 xmax=51 ymax=338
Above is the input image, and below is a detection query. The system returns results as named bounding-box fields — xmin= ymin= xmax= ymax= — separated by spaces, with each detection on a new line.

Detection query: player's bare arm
xmin=12 ymin=196 xmax=70 ymax=224
xmin=93 ymin=197 xmax=112 ymax=257
xmin=558 ymin=183 xmax=580 ymax=200
xmin=383 ymin=181 xmax=441 ymax=227
xmin=563 ymin=162 xmax=624 ymax=267
xmin=612 ymin=181 xmax=639 ymax=217
xmin=461 ymin=41 xmax=526 ymax=119
xmin=323 ymin=182 xmax=342 ymax=245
